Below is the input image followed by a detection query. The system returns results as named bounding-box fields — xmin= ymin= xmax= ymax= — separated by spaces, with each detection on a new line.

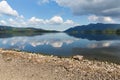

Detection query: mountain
xmin=65 ymin=23 xmax=120 ymax=34
xmin=0 ymin=25 xmax=58 ymax=38
xmin=0 ymin=25 xmax=58 ymax=33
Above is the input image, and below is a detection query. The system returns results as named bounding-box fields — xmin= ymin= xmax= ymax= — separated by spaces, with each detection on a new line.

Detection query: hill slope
xmin=0 ymin=25 xmax=57 ymax=33
xmin=0 ymin=25 xmax=58 ymax=38
xmin=65 ymin=23 xmax=120 ymax=34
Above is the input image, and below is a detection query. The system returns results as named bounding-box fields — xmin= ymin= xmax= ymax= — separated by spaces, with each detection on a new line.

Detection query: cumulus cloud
xmin=48 ymin=16 xmax=63 ymax=25
xmin=88 ymin=15 xmax=115 ymax=23
xmin=28 ymin=17 xmax=45 ymax=26
xmin=55 ymin=0 xmax=120 ymax=18
xmin=27 ymin=16 xmax=77 ymax=26
xmin=1 ymin=16 xmax=78 ymax=30
xmin=64 ymin=20 xmax=75 ymax=25
xmin=8 ymin=18 xmax=23 ymax=27
xmin=0 ymin=0 xmax=19 ymax=17
xmin=0 ymin=20 xmax=6 ymax=25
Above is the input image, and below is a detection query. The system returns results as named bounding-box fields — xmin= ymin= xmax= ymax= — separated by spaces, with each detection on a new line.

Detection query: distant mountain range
xmin=0 ymin=25 xmax=58 ymax=38
xmin=65 ymin=23 xmax=120 ymax=34
xmin=0 ymin=25 xmax=57 ymax=33
xmin=1 ymin=23 xmax=120 ymax=34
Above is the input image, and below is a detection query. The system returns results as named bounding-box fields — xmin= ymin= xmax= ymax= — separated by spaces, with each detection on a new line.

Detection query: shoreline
xmin=0 ymin=49 xmax=120 ymax=80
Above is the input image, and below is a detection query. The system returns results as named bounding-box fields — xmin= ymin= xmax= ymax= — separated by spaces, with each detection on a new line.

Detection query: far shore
xmin=0 ymin=49 xmax=120 ymax=80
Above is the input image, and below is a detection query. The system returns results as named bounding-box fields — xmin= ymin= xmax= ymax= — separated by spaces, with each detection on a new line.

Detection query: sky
xmin=0 ymin=0 xmax=120 ymax=31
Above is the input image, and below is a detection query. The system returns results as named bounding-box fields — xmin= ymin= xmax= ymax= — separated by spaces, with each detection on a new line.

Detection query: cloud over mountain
xmin=88 ymin=15 xmax=115 ymax=23
xmin=55 ymin=0 xmax=120 ymax=18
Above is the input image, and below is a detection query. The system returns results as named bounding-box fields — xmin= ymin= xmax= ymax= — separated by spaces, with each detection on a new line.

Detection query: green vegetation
xmin=0 ymin=26 xmax=58 ymax=37
xmin=65 ymin=23 xmax=120 ymax=35
xmin=69 ymin=29 xmax=120 ymax=35
xmin=0 ymin=26 xmax=58 ymax=32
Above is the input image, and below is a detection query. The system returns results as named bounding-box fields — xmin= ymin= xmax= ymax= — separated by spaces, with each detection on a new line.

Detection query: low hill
xmin=0 ymin=25 xmax=58 ymax=33
xmin=0 ymin=25 xmax=58 ymax=38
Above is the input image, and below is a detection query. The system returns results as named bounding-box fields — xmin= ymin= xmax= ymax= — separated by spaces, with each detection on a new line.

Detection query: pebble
xmin=73 ymin=55 xmax=83 ymax=61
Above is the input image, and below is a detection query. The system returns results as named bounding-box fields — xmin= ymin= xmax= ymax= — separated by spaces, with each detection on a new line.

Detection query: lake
xmin=0 ymin=33 xmax=120 ymax=63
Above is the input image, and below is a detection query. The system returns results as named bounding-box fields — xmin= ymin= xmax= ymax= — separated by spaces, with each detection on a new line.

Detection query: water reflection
xmin=0 ymin=33 xmax=79 ymax=56
xmin=0 ymin=33 xmax=120 ymax=63
xmin=1 ymin=33 xmax=78 ymax=48
xmin=73 ymin=46 xmax=120 ymax=64
xmin=67 ymin=33 xmax=120 ymax=41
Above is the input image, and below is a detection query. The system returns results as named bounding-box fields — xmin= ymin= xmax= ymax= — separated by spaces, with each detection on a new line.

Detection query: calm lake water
xmin=0 ymin=33 xmax=120 ymax=62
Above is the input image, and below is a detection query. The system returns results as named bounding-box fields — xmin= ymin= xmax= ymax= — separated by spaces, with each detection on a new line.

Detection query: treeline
xmin=70 ymin=29 xmax=120 ymax=35
xmin=0 ymin=27 xmax=59 ymax=37
xmin=0 ymin=27 xmax=58 ymax=34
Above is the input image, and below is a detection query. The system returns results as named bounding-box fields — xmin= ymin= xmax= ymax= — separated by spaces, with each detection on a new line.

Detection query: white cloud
xmin=88 ymin=15 xmax=99 ymax=21
xmin=0 ymin=16 xmax=78 ymax=30
xmin=48 ymin=16 xmax=63 ymax=25
xmin=8 ymin=18 xmax=18 ymax=26
xmin=88 ymin=15 xmax=115 ymax=23
xmin=7 ymin=18 xmax=27 ymax=27
xmin=27 ymin=16 xmax=78 ymax=26
xmin=64 ymin=20 xmax=75 ymax=25
xmin=0 ymin=20 xmax=6 ymax=25
xmin=27 ymin=16 xmax=65 ymax=26
xmin=28 ymin=17 xmax=45 ymax=26
xmin=0 ymin=0 xmax=19 ymax=17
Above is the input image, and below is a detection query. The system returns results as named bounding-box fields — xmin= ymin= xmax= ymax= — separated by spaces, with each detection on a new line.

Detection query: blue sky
xmin=0 ymin=0 xmax=120 ymax=31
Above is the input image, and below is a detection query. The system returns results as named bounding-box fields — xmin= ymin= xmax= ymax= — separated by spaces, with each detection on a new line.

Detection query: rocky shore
xmin=0 ymin=49 xmax=120 ymax=80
